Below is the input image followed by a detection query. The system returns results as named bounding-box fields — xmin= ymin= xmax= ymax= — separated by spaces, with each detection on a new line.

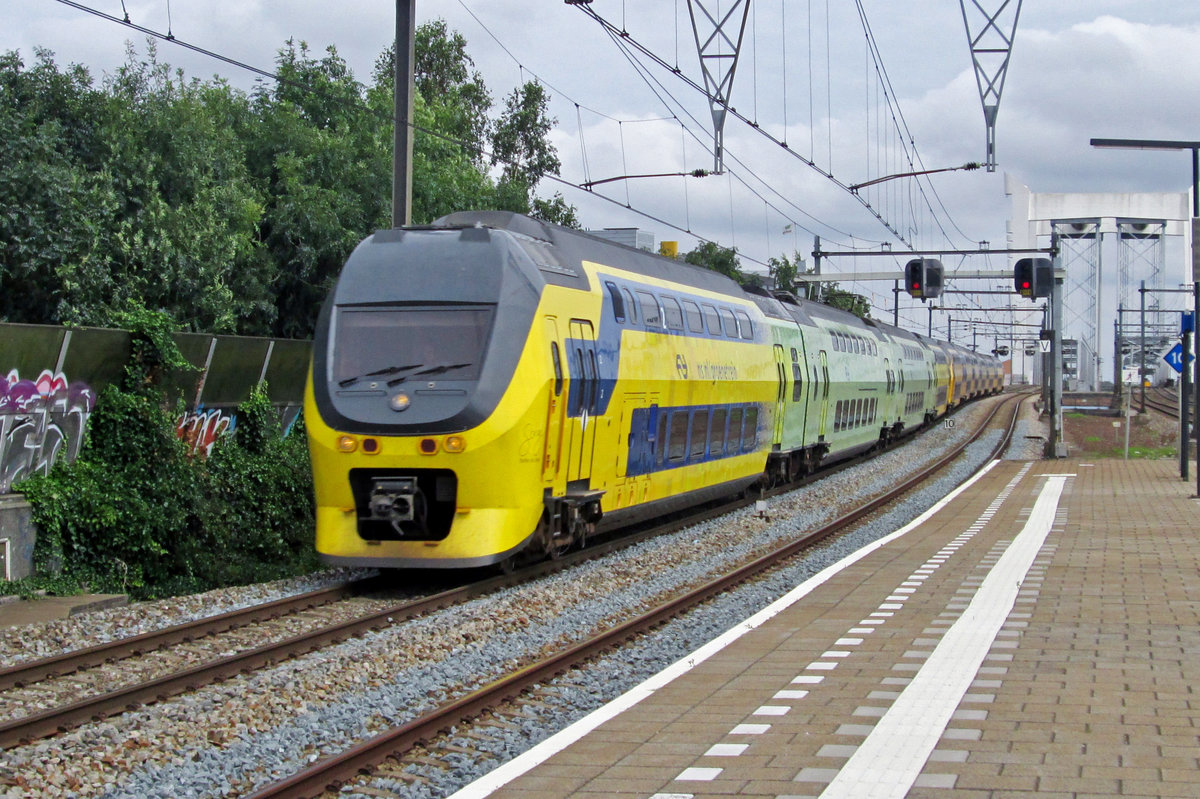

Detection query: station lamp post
xmin=1091 ymin=138 xmax=1200 ymax=495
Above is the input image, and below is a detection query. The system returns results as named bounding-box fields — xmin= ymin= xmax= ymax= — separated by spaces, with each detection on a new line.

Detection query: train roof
xmin=432 ymin=211 xmax=747 ymax=299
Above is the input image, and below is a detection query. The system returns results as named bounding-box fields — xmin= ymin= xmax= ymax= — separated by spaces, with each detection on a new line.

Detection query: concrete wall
xmin=0 ymin=323 xmax=312 ymax=582
xmin=0 ymin=496 xmax=35 ymax=581
xmin=1 ymin=323 xmax=312 ymax=494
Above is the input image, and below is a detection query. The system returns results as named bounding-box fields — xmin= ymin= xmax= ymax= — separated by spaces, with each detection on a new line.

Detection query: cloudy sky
xmin=6 ymin=1 xmax=1200 ymax=371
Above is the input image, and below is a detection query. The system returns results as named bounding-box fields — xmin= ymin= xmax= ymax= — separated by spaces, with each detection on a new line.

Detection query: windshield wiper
xmin=387 ymin=362 xmax=473 ymax=385
xmin=337 ymin=364 xmax=421 ymax=388
xmin=413 ymin=362 xmax=472 ymax=377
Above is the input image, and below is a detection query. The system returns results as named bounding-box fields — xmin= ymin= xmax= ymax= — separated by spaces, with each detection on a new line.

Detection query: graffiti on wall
xmin=0 ymin=370 xmax=96 ymax=493
xmin=176 ymin=408 xmax=235 ymax=458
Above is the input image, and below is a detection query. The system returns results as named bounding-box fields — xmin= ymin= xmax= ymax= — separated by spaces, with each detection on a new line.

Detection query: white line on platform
xmin=817 ymin=473 xmax=1072 ymax=799
xmin=443 ymin=460 xmax=1003 ymax=799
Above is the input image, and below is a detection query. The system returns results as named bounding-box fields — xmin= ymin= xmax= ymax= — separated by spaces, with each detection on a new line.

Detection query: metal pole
xmin=392 ymin=0 xmax=416 ymax=227
xmin=813 ymin=236 xmax=822 ymax=303
xmin=893 ymin=281 xmax=899 ymax=327
xmin=1140 ymin=281 xmax=1146 ymax=413
xmin=927 ymin=304 xmax=933 ymax=338
xmin=1049 ymin=248 xmax=1066 ymax=457
xmin=1183 ymin=327 xmax=1191 ymax=480
xmin=1114 ymin=306 xmax=1122 ymax=404
xmin=1192 ymin=146 xmax=1199 ymax=495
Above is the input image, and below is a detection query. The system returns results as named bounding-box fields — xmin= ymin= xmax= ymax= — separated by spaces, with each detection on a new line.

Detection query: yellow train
xmin=306 ymin=212 xmax=1003 ymax=569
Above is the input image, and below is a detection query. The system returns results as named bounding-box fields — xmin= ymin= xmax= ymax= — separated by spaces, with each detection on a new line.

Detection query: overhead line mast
xmin=686 ymin=0 xmax=751 ymax=174
xmin=958 ymin=0 xmax=1024 ymax=172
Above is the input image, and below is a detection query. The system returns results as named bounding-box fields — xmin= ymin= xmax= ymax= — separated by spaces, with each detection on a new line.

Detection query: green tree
xmin=0 ymin=49 xmax=116 ymax=325
xmin=822 ymin=284 xmax=872 ymax=319
xmin=767 ymin=251 xmax=805 ymax=293
xmin=683 ymin=241 xmax=744 ymax=282
xmin=249 ymin=40 xmax=391 ymax=338
xmin=491 ymin=81 xmax=578 ymax=226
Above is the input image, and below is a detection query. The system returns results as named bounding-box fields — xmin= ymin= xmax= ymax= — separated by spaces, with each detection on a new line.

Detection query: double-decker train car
xmin=306 ymin=211 xmax=1002 ymax=570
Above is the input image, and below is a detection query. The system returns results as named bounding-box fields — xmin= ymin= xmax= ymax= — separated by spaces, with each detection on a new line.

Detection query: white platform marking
xmin=818 ymin=474 xmax=1071 ymax=799
xmin=444 ymin=461 xmax=1003 ymax=799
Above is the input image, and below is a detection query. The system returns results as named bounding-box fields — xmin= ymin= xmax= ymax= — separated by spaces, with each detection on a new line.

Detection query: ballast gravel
xmin=0 ymin=397 xmax=1036 ymax=798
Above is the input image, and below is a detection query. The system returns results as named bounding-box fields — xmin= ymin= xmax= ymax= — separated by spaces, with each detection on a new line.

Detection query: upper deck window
xmin=637 ymin=291 xmax=662 ymax=327
xmin=662 ymin=296 xmax=685 ymax=330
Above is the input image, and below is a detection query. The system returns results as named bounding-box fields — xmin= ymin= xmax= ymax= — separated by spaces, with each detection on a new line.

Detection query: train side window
xmin=551 ymin=341 xmax=563 ymax=396
xmin=622 ymin=288 xmax=638 ymax=323
xmin=637 ymin=290 xmax=662 ymax=327
xmin=710 ymin=407 xmax=727 ymax=454
xmin=689 ymin=410 xmax=707 ymax=459
xmin=735 ymin=310 xmax=754 ymax=339
xmin=701 ymin=303 xmax=721 ymax=335
xmin=871 ymin=398 xmax=877 ymax=423
xmin=668 ymin=412 xmax=689 ymax=461
xmin=719 ymin=308 xmax=738 ymax=338
xmin=791 ymin=348 xmax=803 ymax=402
xmin=605 ymin=281 xmax=625 ymax=323
xmin=727 ymin=407 xmax=743 ymax=453
xmin=831 ymin=333 xmax=840 ymax=352
xmin=656 ymin=413 xmax=669 ymax=464
xmin=682 ymin=299 xmax=705 ymax=333
xmin=854 ymin=336 xmax=862 ymax=355
xmin=742 ymin=406 xmax=758 ymax=449
xmin=662 ymin=296 xmax=685 ymax=330
xmin=834 ymin=400 xmax=843 ymax=431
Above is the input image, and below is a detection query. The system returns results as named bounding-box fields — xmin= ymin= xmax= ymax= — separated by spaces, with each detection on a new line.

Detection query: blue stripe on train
xmin=625 ymin=402 xmax=765 ymax=477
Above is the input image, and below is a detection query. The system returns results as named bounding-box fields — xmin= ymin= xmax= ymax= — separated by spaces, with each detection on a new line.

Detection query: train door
xmin=542 ymin=317 xmax=566 ymax=486
xmin=772 ymin=344 xmax=787 ymax=445
xmin=620 ymin=393 xmax=658 ymax=506
xmin=566 ymin=319 xmax=599 ymax=483
xmin=818 ymin=350 xmax=830 ymax=439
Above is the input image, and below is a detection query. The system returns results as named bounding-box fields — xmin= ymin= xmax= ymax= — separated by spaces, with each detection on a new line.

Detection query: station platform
xmin=456 ymin=457 xmax=1200 ymax=798
xmin=0 ymin=592 xmax=127 ymax=628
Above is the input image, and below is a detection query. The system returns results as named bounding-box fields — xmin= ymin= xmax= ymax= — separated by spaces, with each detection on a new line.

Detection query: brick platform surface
xmin=476 ymin=458 xmax=1200 ymax=799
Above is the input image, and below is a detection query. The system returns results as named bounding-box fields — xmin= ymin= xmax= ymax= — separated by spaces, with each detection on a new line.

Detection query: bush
xmin=12 ymin=382 xmax=317 ymax=600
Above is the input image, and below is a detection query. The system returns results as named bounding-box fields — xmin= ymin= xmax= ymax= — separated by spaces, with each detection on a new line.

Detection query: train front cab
xmin=308 ymin=222 xmax=564 ymax=569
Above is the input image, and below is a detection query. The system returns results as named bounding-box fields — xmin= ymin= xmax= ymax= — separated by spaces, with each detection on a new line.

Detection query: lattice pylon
xmin=1055 ymin=220 xmax=1101 ymax=390
xmin=687 ymin=0 xmax=751 ymax=174
xmin=959 ymin=0 xmax=1024 ymax=172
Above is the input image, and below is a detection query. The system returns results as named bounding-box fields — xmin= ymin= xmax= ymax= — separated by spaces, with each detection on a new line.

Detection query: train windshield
xmin=331 ymin=306 xmax=491 ymax=385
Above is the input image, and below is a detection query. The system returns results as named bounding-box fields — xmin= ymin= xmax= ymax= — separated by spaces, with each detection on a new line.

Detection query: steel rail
xmin=0 ymin=582 xmax=366 ymax=692
xmin=246 ymin=392 xmax=1026 ymax=799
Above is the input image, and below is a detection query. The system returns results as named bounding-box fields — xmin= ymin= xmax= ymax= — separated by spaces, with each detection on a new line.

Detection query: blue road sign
xmin=1163 ymin=342 xmax=1195 ymax=373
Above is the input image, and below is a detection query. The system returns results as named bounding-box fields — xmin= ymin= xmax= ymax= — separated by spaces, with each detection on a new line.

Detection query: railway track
xmin=0 ymin=392 xmax=1023 ymax=797
xmin=246 ymin=391 xmax=1027 ymax=799
xmin=1137 ymin=386 xmax=1184 ymax=420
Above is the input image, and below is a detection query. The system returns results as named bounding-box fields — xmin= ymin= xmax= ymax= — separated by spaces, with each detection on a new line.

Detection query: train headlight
xmin=443 ymin=435 xmax=466 ymax=453
xmin=337 ymin=435 xmax=358 ymax=453
xmin=389 ymin=392 xmax=411 ymax=412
